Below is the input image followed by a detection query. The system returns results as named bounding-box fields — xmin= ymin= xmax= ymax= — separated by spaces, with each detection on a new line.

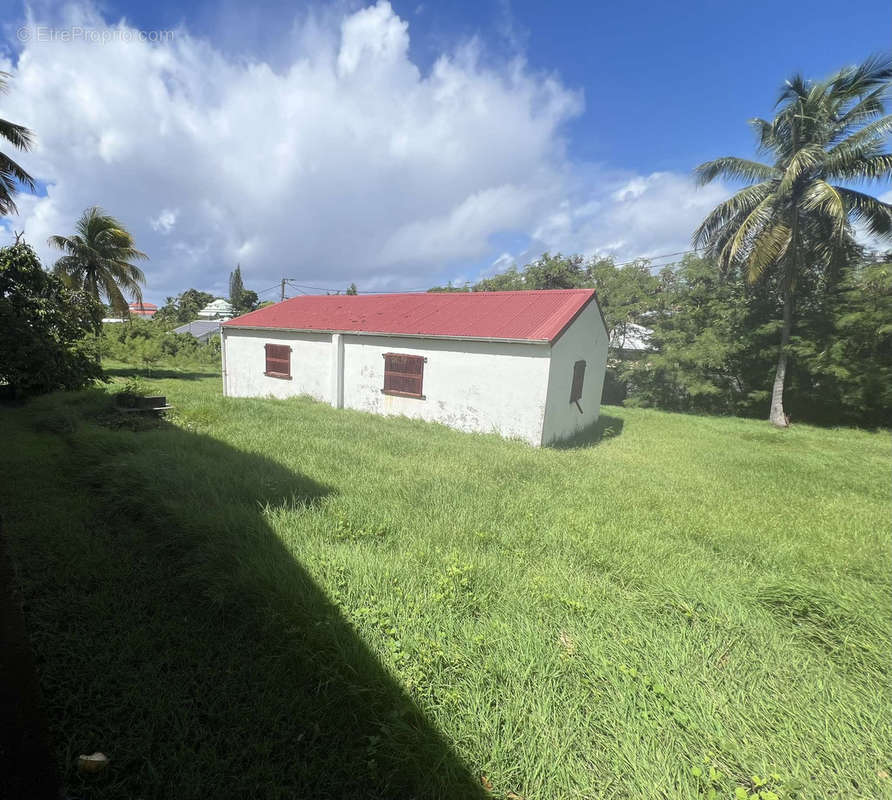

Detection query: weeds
xmin=0 ymin=375 xmax=889 ymax=799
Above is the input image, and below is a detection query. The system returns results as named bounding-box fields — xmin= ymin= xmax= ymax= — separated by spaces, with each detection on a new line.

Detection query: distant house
xmin=198 ymin=299 xmax=234 ymax=320
xmin=221 ymin=290 xmax=608 ymax=446
xmin=609 ymin=323 xmax=652 ymax=358
xmin=172 ymin=320 xmax=221 ymax=342
xmin=129 ymin=301 xmax=158 ymax=318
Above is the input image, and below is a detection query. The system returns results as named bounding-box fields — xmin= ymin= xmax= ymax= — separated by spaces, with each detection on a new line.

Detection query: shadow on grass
xmin=0 ymin=391 xmax=485 ymax=799
xmin=552 ymin=413 xmax=625 ymax=450
xmin=104 ymin=366 xmax=220 ymax=381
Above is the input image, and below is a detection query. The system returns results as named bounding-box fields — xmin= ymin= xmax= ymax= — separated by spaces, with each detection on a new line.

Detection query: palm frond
xmin=832 ymin=86 xmax=888 ymax=135
xmin=825 ymin=153 xmax=892 ymax=183
xmin=830 ymin=54 xmax=892 ymax=102
xmin=723 ymin=193 xmax=776 ymax=266
xmin=0 ymin=116 xmax=34 ymax=151
xmin=801 ymin=181 xmax=847 ymax=242
xmin=692 ymin=182 xmax=774 ymax=248
xmin=777 ymin=73 xmax=811 ymax=106
xmin=694 ymin=157 xmax=778 ymax=186
xmin=746 ymin=223 xmax=791 ymax=282
xmin=836 ymin=187 xmax=892 ymax=238
xmin=827 ymin=113 xmax=892 ymax=158
xmin=778 ymin=144 xmax=825 ymax=196
xmin=748 ymin=117 xmax=776 ymax=153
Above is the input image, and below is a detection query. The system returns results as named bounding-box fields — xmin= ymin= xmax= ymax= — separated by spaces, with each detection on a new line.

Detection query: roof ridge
xmin=224 ymin=288 xmax=601 ymax=342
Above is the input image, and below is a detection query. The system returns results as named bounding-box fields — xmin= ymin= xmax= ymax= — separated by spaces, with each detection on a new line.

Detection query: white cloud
xmin=1 ymin=2 xmax=729 ymax=300
xmin=149 ymin=208 xmax=178 ymax=234
xmin=528 ymin=170 xmax=731 ymax=264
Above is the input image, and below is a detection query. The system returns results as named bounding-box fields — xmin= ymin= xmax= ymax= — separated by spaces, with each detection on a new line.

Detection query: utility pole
xmin=280 ymin=278 xmax=286 ymax=302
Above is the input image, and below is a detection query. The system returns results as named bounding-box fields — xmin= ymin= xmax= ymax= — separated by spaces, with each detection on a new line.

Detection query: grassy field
xmin=0 ymin=365 xmax=889 ymax=799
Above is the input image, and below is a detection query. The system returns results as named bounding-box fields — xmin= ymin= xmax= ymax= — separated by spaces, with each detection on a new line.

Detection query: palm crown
xmin=693 ymin=55 xmax=892 ymax=426
xmin=694 ymin=55 xmax=892 ymax=279
xmin=0 ymin=71 xmax=36 ymax=216
xmin=50 ymin=207 xmax=148 ymax=313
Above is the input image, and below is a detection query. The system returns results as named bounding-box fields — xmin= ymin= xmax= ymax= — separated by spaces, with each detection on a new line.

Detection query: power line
xmin=602 ymin=247 xmax=706 ymax=270
xmin=286 ymin=280 xmax=432 ymax=295
xmin=271 ymin=248 xmax=707 ymax=299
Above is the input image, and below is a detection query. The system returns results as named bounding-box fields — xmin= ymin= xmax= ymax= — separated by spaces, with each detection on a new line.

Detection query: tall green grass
xmin=1 ymin=369 xmax=889 ymax=799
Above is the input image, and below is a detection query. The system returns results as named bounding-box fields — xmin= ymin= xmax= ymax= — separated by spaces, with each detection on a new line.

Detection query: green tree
xmin=621 ymin=255 xmax=764 ymax=415
xmin=473 ymin=253 xmax=587 ymax=292
xmin=228 ymin=264 xmax=258 ymax=315
xmin=346 ymin=283 xmax=359 ymax=296
xmin=0 ymin=72 xmax=35 ymax=216
xmin=586 ymin=257 xmax=659 ymax=342
xmin=154 ymin=288 xmax=215 ymax=325
xmin=694 ymin=55 xmax=892 ymax=426
xmin=49 ymin=207 xmax=148 ymax=314
xmin=0 ymin=242 xmax=103 ymax=395
xmin=793 ymin=257 xmax=892 ymax=426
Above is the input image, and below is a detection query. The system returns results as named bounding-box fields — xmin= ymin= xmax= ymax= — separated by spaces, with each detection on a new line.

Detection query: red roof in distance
xmin=128 ymin=301 xmax=158 ymax=316
xmin=223 ymin=289 xmax=599 ymax=343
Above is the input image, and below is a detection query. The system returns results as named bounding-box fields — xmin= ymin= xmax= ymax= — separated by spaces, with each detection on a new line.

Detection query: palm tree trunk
xmin=769 ymin=277 xmax=792 ymax=427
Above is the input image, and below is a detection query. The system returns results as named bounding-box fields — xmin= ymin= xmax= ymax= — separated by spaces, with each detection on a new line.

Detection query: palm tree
xmin=694 ymin=55 xmax=892 ymax=427
xmin=0 ymin=71 xmax=35 ymax=216
xmin=49 ymin=207 xmax=148 ymax=314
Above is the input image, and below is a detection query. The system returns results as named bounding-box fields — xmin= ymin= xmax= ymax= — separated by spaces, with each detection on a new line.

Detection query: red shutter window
xmin=570 ymin=360 xmax=586 ymax=406
xmin=382 ymin=353 xmax=425 ymax=399
xmin=265 ymin=343 xmax=292 ymax=379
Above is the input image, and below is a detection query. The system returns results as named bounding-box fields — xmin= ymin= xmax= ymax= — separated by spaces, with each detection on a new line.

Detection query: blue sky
xmin=89 ymin=0 xmax=892 ymax=170
xmin=1 ymin=0 xmax=889 ymax=302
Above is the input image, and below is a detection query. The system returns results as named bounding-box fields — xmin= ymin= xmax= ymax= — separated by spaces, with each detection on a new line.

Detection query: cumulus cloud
xmin=1 ymin=1 xmax=727 ymax=300
xmin=150 ymin=208 xmax=178 ymax=234
xmin=530 ymin=170 xmax=731 ymax=263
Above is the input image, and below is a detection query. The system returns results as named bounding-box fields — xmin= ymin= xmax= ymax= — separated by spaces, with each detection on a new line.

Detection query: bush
xmin=0 ymin=242 xmax=104 ymax=396
xmin=100 ymin=318 xmax=221 ymax=371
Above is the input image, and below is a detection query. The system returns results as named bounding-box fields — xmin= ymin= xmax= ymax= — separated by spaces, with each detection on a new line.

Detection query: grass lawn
xmin=0 ymin=364 xmax=889 ymax=799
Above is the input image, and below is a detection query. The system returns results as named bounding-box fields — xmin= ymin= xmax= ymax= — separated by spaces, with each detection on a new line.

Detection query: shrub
xmin=0 ymin=242 xmax=104 ymax=396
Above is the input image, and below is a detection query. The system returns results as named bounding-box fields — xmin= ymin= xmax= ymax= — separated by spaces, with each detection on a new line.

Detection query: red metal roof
xmin=223 ymin=289 xmax=598 ymax=343
xmin=129 ymin=301 xmax=158 ymax=316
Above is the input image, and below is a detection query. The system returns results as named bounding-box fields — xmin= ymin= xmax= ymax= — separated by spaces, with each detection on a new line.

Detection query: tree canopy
xmin=693 ymin=55 xmax=892 ymax=425
xmin=228 ymin=265 xmax=259 ymax=316
xmin=0 ymin=71 xmax=35 ymax=216
xmin=49 ymin=207 xmax=148 ymax=314
xmin=0 ymin=242 xmax=103 ymax=395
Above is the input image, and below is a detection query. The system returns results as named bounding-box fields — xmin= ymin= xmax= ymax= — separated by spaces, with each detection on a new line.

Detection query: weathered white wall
xmin=222 ymin=328 xmax=332 ymax=401
xmin=341 ymin=335 xmax=551 ymax=445
xmin=221 ymin=326 xmax=601 ymax=446
xmin=541 ymin=302 xmax=609 ymax=445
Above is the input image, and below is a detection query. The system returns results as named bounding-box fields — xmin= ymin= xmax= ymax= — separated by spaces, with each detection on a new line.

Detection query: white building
xmin=198 ymin=298 xmax=234 ymax=319
xmin=221 ymin=290 xmax=608 ymax=446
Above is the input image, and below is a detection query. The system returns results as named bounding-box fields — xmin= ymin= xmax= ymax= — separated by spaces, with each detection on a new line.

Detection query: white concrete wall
xmin=222 ymin=328 xmax=332 ymax=401
xmin=342 ymin=335 xmax=551 ymax=445
xmin=541 ymin=301 xmax=609 ymax=445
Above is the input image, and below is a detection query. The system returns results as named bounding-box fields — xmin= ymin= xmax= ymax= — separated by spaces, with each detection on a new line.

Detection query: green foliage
xmin=228 ymin=264 xmax=259 ymax=316
xmin=153 ymin=288 xmax=215 ymax=325
xmin=49 ymin=206 xmax=148 ymax=314
xmin=694 ymin=56 xmax=892 ymax=422
xmin=622 ymin=255 xmax=767 ymax=416
xmin=100 ymin=318 xmax=220 ymax=372
xmin=0 ymin=72 xmax=36 ymax=215
xmin=0 ymin=242 xmax=104 ymax=395
xmin=623 ymin=253 xmax=892 ymax=426
xmin=791 ymin=259 xmax=892 ymax=426
xmin=346 ymin=282 xmax=359 ymax=296
xmin=1 ymin=377 xmax=888 ymax=798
